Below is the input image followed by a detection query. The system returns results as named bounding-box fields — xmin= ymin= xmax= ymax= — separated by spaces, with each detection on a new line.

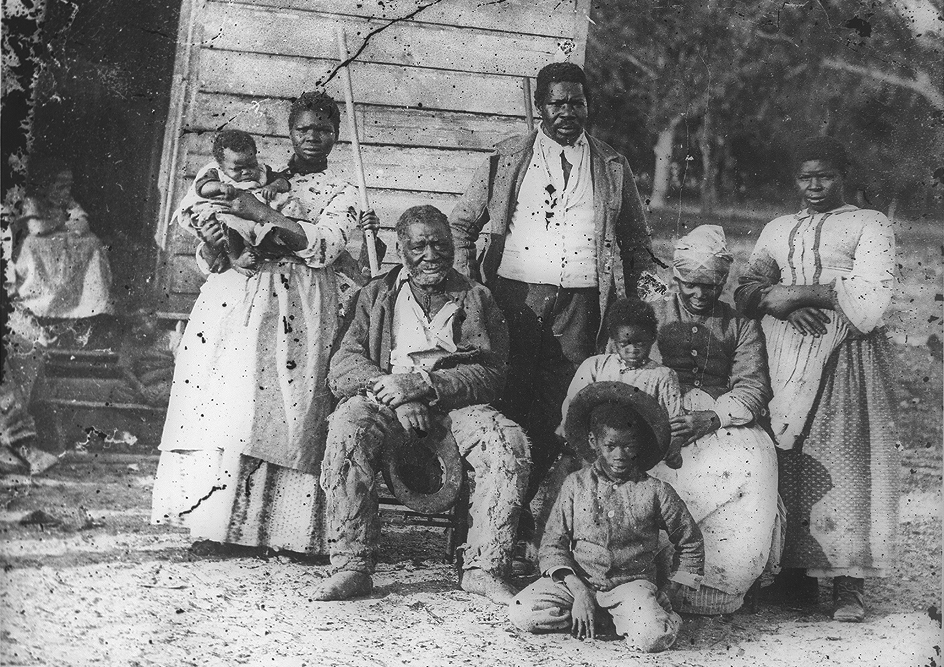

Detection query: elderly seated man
xmin=314 ymin=204 xmax=531 ymax=604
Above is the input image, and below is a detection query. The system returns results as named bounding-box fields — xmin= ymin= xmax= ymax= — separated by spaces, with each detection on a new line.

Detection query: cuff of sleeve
xmin=293 ymin=220 xmax=320 ymax=254
xmin=414 ymin=370 xmax=439 ymax=406
xmin=669 ymin=571 xmax=703 ymax=589
xmin=194 ymin=243 xmax=212 ymax=276
xmin=545 ymin=566 xmax=576 ymax=582
xmin=254 ymin=222 xmax=277 ymax=245
xmin=712 ymin=396 xmax=754 ymax=428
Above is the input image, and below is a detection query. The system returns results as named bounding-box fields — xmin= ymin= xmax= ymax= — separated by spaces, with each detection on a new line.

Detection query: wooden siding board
xmin=156 ymin=0 xmax=589 ymax=311
xmin=202 ymin=1 xmax=562 ymax=77
xmin=200 ymin=49 xmax=528 ymax=115
xmin=190 ymin=94 xmax=527 ymax=150
xmin=223 ymin=0 xmax=586 ymax=38
xmin=181 ymin=135 xmax=482 ymax=194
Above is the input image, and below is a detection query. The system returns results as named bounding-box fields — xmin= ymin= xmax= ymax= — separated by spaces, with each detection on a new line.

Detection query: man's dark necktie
xmin=561 ymin=151 xmax=572 ymax=188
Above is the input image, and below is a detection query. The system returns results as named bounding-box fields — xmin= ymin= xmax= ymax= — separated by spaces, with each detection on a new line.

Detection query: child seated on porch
xmin=509 ymin=382 xmax=704 ymax=653
xmin=175 ymin=128 xmax=299 ymax=273
xmin=559 ymin=297 xmax=684 ymax=468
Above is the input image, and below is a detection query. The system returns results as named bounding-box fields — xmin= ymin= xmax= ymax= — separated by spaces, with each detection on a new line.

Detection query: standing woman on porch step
xmin=735 ymin=136 xmax=899 ymax=622
xmin=151 ymin=92 xmax=379 ymax=558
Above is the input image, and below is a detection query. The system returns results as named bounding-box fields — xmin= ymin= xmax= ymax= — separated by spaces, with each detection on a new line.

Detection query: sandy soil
xmin=0 ymin=451 xmax=940 ymax=667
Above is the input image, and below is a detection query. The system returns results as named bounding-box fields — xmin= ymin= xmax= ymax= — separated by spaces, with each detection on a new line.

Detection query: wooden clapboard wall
xmin=154 ymin=0 xmax=591 ymax=315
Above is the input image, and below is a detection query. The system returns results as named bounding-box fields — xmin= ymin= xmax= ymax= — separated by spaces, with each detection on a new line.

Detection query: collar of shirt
xmin=537 ymin=127 xmax=588 ymax=169
xmin=591 ymin=458 xmax=648 ymax=485
xmin=796 ymin=203 xmax=858 ymax=221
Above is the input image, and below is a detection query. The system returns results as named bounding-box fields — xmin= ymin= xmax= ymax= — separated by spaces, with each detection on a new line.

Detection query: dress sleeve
xmin=557 ymin=356 xmax=599 ymax=438
xmin=832 ymin=212 xmax=895 ymax=335
xmin=734 ymin=221 xmax=781 ymax=317
xmin=657 ymin=481 xmax=705 ymax=585
xmin=660 ymin=368 xmax=684 ymax=418
xmin=712 ymin=316 xmax=772 ymax=427
xmin=292 ymin=182 xmax=359 ymax=268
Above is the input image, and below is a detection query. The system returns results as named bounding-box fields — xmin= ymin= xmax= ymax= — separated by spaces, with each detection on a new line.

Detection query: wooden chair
xmin=377 ymin=465 xmax=471 ymax=570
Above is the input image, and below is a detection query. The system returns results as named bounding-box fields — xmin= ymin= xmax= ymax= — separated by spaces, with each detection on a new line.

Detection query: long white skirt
xmin=650 ymin=390 xmax=782 ymax=614
xmin=152 ymin=262 xmax=336 ymax=554
xmin=151 ymin=448 xmax=325 ymax=554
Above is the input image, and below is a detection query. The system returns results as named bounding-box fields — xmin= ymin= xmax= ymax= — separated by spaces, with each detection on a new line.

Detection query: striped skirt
xmin=779 ymin=330 xmax=899 ymax=577
xmin=151 ymin=448 xmax=326 ymax=555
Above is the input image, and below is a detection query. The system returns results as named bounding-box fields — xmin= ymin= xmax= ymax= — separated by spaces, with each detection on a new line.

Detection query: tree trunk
xmin=699 ymin=110 xmax=718 ymax=214
xmin=887 ymin=196 xmax=899 ymax=224
xmin=650 ymin=115 xmax=682 ymax=209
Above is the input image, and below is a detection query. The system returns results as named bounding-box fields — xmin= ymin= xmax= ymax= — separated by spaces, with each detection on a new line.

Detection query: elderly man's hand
xmin=371 ymin=373 xmax=432 ymax=408
xmin=394 ymin=401 xmax=430 ymax=434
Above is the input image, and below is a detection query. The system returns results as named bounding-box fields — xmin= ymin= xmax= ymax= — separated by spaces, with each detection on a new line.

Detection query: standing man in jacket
xmin=449 ymin=62 xmax=656 ymax=496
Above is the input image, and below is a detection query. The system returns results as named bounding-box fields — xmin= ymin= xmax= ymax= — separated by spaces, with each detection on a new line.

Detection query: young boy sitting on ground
xmin=175 ymin=128 xmax=299 ymax=273
xmin=509 ymin=382 xmax=704 ymax=653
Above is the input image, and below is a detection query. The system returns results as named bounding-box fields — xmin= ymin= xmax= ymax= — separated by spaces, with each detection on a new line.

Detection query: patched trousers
xmin=509 ymin=577 xmax=681 ymax=653
xmin=321 ymin=395 xmax=530 ymax=574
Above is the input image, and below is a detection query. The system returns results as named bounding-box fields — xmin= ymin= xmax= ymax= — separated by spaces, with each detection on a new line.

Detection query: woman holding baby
xmin=151 ymin=91 xmax=378 ymax=557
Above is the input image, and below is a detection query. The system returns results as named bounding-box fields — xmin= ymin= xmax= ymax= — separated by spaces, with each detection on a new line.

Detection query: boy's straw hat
xmin=564 ymin=381 xmax=671 ymax=471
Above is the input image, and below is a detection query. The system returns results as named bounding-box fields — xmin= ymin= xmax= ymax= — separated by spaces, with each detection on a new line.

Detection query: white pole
xmin=336 ymin=27 xmax=380 ymax=276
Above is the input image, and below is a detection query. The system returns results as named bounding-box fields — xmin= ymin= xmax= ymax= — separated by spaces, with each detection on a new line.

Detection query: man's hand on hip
xmin=372 ymin=373 xmax=432 ymax=408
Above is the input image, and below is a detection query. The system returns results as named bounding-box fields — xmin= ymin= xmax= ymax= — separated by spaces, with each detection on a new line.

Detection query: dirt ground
xmin=0 ymin=454 xmax=939 ymax=667
xmin=1 ymin=343 xmax=942 ymax=667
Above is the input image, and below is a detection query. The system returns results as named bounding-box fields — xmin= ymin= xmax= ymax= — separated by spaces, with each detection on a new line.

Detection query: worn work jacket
xmin=448 ymin=130 xmax=655 ymax=347
xmin=540 ymin=461 xmax=705 ymax=592
xmin=328 ymin=266 xmax=509 ymax=412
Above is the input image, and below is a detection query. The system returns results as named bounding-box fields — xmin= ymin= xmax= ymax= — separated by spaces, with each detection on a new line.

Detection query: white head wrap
xmin=672 ymin=225 xmax=733 ymax=285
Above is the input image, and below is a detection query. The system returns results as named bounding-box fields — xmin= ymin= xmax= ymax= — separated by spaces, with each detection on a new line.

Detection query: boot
xmin=832 ymin=576 xmax=865 ymax=622
xmin=758 ymin=568 xmax=819 ymax=605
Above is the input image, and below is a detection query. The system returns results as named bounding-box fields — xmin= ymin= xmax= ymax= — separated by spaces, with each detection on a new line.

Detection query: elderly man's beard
xmin=404 ymin=254 xmax=452 ymax=287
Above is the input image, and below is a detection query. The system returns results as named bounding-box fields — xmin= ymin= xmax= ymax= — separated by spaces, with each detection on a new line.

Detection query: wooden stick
xmin=336 ymin=27 xmax=380 ymax=276
xmin=522 ymin=77 xmax=535 ymax=132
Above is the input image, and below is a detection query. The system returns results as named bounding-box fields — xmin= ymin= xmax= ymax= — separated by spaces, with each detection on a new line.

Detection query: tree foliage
xmin=586 ymin=0 xmax=944 ymax=216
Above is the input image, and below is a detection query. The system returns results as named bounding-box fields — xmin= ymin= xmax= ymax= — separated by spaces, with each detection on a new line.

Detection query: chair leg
xmin=445 ymin=477 xmax=470 ymax=575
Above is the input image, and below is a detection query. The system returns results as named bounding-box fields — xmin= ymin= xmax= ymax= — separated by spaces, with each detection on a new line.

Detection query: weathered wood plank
xmin=180 ymin=135 xmax=483 ymax=194
xmin=201 ymin=1 xmax=562 ymax=77
xmin=223 ymin=0 xmax=587 ymax=40
xmin=190 ymin=93 xmax=527 ymax=150
xmin=199 ymin=49 xmax=527 ymax=115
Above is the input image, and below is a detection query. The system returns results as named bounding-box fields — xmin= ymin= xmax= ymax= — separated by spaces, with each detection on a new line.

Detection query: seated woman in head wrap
xmin=647 ymin=225 xmax=782 ymax=616
xmin=734 ymin=136 xmax=898 ymax=623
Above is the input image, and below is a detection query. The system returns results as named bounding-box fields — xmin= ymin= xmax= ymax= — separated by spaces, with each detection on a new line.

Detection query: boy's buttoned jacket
xmin=540 ymin=463 xmax=704 ymax=592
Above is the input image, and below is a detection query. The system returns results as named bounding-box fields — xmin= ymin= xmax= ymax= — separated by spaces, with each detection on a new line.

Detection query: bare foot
xmin=311 ymin=571 xmax=372 ymax=601
xmin=460 ymin=568 xmax=518 ymax=605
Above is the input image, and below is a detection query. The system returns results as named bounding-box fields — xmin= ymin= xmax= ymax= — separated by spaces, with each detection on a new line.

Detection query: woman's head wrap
xmin=673 ymin=225 xmax=733 ymax=285
xmin=793 ymin=136 xmax=850 ymax=175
